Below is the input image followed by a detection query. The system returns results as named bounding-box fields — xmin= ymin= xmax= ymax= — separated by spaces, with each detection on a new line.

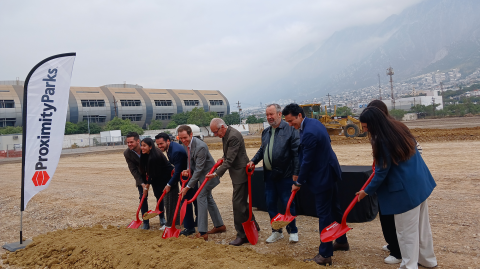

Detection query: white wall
xmin=0 ymin=134 xmax=22 ymax=151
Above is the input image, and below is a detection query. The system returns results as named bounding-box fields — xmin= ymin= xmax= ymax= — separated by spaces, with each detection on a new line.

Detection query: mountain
xmin=274 ymin=0 xmax=480 ymax=99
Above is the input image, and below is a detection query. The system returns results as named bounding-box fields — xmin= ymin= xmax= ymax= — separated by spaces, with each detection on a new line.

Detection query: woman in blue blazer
xmin=356 ymin=107 xmax=437 ymax=269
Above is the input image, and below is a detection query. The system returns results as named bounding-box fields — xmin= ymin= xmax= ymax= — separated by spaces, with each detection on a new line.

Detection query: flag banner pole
xmin=3 ymin=52 xmax=76 ymax=252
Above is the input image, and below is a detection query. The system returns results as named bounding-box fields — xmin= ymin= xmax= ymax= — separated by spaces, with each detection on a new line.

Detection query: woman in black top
xmin=140 ymin=138 xmax=174 ymax=229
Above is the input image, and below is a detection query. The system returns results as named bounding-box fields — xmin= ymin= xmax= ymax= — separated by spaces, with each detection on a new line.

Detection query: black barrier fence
xmin=251 ymin=166 xmax=378 ymax=223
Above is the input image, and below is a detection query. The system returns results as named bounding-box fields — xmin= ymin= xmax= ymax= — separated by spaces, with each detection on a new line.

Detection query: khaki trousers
xmin=394 ymin=200 xmax=437 ymax=269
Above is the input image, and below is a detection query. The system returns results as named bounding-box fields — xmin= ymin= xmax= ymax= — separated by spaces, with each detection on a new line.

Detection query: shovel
xmin=142 ymin=190 xmax=167 ymax=220
xmin=320 ymin=162 xmax=376 ymax=242
xmin=270 ymin=190 xmax=298 ymax=230
xmin=179 ymin=159 xmax=224 ymax=224
xmin=242 ymin=164 xmax=258 ymax=245
xmin=127 ymin=193 xmax=147 ymax=229
xmin=143 ymin=169 xmax=175 ymax=220
xmin=162 ymin=173 xmax=190 ymax=239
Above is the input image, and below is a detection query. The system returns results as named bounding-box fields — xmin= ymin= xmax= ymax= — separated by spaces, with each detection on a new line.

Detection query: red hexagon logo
xmin=32 ymin=171 xmax=50 ymax=186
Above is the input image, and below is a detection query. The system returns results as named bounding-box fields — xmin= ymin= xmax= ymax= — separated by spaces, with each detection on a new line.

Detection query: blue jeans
xmin=314 ymin=184 xmax=348 ymax=258
xmin=264 ymin=170 xmax=298 ymax=234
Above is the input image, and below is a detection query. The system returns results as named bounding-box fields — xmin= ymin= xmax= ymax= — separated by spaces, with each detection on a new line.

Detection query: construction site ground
xmin=1 ymin=117 xmax=480 ymax=268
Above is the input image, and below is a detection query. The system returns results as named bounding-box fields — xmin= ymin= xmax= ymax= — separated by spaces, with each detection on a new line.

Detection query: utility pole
xmin=236 ymin=101 xmax=242 ymax=124
xmin=327 ymin=93 xmax=331 ymax=114
xmin=378 ymin=73 xmax=382 ymax=100
xmin=440 ymin=82 xmax=444 ymax=109
xmin=386 ymin=67 xmax=395 ymax=109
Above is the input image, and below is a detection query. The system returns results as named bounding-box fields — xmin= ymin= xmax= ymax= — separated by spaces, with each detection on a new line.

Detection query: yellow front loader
xmin=300 ymin=104 xmax=367 ymax=138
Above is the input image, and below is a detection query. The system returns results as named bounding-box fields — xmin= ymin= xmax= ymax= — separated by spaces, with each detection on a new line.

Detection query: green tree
xmin=64 ymin=122 xmax=78 ymax=135
xmin=187 ymin=107 xmax=217 ymax=134
xmin=166 ymin=121 xmax=178 ymax=129
xmin=410 ymin=104 xmax=428 ymax=114
xmin=148 ymin=119 xmax=164 ymax=130
xmin=245 ymin=115 xmax=265 ymax=124
xmin=0 ymin=126 xmax=23 ymax=135
xmin=104 ymin=117 xmax=144 ymax=136
xmin=76 ymin=121 xmax=102 ymax=134
xmin=336 ymin=106 xmax=353 ymax=116
xmin=223 ymin=112 xmax=240 ymax=125
xmin=171 ymin=111 xmax=190 ymax=125
xmin=389 ymin=109 xmax=406 ymax=120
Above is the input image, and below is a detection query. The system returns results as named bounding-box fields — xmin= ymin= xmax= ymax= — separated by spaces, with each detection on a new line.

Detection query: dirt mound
xmin=2 ymin=226 xmax=352 ymax=269
xmin=209 ymin=127 xmax=480 ymax=148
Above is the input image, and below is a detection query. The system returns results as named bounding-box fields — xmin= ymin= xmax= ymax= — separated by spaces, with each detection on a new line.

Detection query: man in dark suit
xmin=124 ymin=132 xmax=160 ymax=230
xmin=155 ymin=132 xmax=188 ymax=230
xmin=206 ymin=118 xmax=259 ymax=246
xmin=282 ymin=104 xmax=349 ymax=266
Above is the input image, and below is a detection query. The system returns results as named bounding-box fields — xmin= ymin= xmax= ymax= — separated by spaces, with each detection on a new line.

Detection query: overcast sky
xmin=0 ymin=0 xmax=422 ymax=108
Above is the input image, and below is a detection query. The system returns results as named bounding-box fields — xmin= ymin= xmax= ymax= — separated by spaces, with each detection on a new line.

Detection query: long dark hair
xmin=140 ymin=138 xmax=162 ymax=179
xmin=367 ymin=99 xmax=413 ymax=136
xmin=360 ymin=107 xmax=416 ymax=168
xmin=367 ymin=100 xmax=389 ymax=116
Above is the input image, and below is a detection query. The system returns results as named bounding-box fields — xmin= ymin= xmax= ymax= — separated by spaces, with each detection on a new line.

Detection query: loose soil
xmin=1 ymin=128 xmax=480 ymax=268
xmin=2 ymin=226 xmax=337 ymax=269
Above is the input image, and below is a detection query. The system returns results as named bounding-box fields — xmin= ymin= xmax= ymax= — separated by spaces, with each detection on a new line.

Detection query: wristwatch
xmin=212 ymin=172 xmax=217 ymax=177
xmin=293 ymin=181 xmax=301 ymax=187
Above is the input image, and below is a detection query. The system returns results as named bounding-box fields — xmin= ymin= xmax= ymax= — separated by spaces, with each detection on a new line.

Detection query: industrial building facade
xmin=0 ymin=82 xmax=230 ymax=128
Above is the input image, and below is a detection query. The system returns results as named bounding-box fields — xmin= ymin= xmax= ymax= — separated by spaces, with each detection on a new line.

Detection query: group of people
xmin=124 ymin=101 xmax=437 ymax=269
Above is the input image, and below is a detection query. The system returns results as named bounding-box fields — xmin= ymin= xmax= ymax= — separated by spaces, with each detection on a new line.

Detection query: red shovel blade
xmin=127 ymin=193 xmax=146 ymax=229
xmin=320 ymin=221 xmax=351 ymax=243
xmin=127 ymin=219 xmax=143 ymax=229
xmin=242 ymin=164 xmax=258 ymax=245
xmin=162 ymin=226 xmax=181 ymax=239
xmin=320 ymin=161 xmax=376 ymax=242
xmin=242 ymin=221 xmax=258 ymax=245
xmin=142 ymin=209 xmax=163 ymax=220
xmin=270 ymin=213 xmax=296 ymax=230
xmin=270 ymin=190 xmax=297 ymax=230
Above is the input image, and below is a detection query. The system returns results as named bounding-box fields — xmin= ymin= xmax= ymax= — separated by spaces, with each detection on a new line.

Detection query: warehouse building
xmin=0 ymin=81 xmax=230 ymax=128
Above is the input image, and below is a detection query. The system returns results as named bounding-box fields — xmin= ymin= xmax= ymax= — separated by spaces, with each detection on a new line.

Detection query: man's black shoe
xmin=140 ymin=223 xmax=150 ymax=230
xmin=180 ymin=228 xmax=196 ymax=236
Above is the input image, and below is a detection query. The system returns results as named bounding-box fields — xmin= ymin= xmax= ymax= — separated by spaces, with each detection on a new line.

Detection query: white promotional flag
xmin=22 ymin=53 xmax=76 ymax=210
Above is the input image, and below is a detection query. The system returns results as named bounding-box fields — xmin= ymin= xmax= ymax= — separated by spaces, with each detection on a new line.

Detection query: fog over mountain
xmin=269 ymin=0 xmax=480 ymax=101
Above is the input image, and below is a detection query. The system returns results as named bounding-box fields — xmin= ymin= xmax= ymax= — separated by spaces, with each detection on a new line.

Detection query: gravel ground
xmin=1 ymin=141 xmax=480 ymax=268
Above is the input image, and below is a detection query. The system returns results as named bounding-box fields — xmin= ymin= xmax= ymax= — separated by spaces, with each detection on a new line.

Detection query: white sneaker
xmin=384 ymin=255 xmax=402 ymax=264
xmin=382 ymin=244 xmax=389 ymax=251
xmin=289 ymin=233 xmax=298 ymax=243
xmin=266 ymin=232 xmax=283 ymax=243
xmin=159 ymin=225 xmax=166 ymax=231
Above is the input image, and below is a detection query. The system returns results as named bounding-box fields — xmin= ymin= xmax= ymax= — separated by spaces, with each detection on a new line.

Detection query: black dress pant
xmin=379 ymin=208 xmax=402 ymax=259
